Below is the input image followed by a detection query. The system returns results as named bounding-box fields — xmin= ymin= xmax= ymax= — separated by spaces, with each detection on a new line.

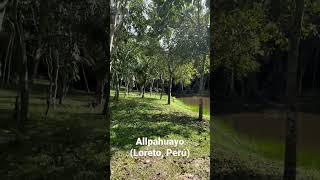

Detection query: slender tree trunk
xmin=47 ymin=48 xmax=54 ymax=105
xmin=1 ymin=24 xmax=14 ymax=86
xmin=283 ymin=0 xmax=304 ymax=179
xmin=1 ymin=33 xmax=10 ymax=84
xmin=44 ymin=54 xmax=51 ymax=119
xmin=168 ymin=73 xmax=172 ymax=105
xmin=161 ymin=76 xmax=164 ymax=100
xmin=114 ymin=75 xmax=119 ymax=100
xmin=14 ymin=0 xmax=29 ymax=131
xmin=81 ymin=64 xmax=90 ymax=93
xmin=141 ymin=84 xmax=145 ymax=98
xmin=6 ymin=25 xmax=15 ymax=85
xmin=156 ymin=79 xmax=159 ymax=93
xmin=96 ymin=79 xmax=104 ymax=104
xmin=150 ymin=79 xmax=154 ymax=96
xmin=31 ymin=47 xmax=42 ymax=83
xmin=52 ymin=50 xmax=59 ymax=110
xmin=199 ymin=56 xmax=205 ymax=121
xmin=125 ymin=78 xmax=129 ymax=97
xmin=2 ymin=20 xmax=15 ymax=86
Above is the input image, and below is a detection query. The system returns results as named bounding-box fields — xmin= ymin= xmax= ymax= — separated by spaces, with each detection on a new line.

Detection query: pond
xmin=178 ymin=96 xmax=210 ymax=112
xmin=219 ymin=110 xmax=320 ymax=151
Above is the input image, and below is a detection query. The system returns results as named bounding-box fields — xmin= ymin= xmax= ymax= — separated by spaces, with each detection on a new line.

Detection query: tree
xmin=0 ymin=0 xmax=8 ymax=31
xmin=150 ymin=0 xmax=194 ymax=105
xmin=283 ymin=0 xmax=305 ymax=179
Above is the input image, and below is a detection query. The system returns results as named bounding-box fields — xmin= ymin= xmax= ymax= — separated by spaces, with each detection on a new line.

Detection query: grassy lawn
xmin=110 ymin=91 xmax=210 ymax=179
xmin=1 ymin=83 xmax=318 ymax=180
xmin=0 ymin=84 xmax=107 ymax=180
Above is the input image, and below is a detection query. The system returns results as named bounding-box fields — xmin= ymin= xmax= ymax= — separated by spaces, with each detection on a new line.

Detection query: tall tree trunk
xmin=160 ymin=74 xmax=164 ymax=100
xmin=47 ymin=48 xmax=54 ymax=105
xmin=96 ymin=79 xmax=104 ymax=104
xmin=52 ymin=50 xmax=59 ymax=110
xmin=199 ymin=56 xmax=205 ymax=121
xmin=1 ymin=31 xmax=11 ymax=84
xmin=5 ymin=23 xmax=15 ymax=85
xmin=156 ymin=78 xmax=159 ymax=93
xmin=150 ymin=79 xmax=154 ymax=96
xmin=125 ymin=78 xmax=129 ymax=97
xmin=166 ymin=51 xmax=173 ymax=104
xmin=168 ymin=73 xmax=172 ymax=105
xmin=141 ymin=84 xmax=145 ymax=98
xmin=283 ymin=0 xmax=304 ymax=179
xmin=81 ymin=64 xmax=90 ymax=93
xmin=101 ymin=10 xmax=111 ymax=176
xmin=14 ymin=0 xmax=29 ymax=131
xmin=114 ymin=73 xmax=119 ymax=100
xmin=1 ymin=18 xmax=14 ymax=85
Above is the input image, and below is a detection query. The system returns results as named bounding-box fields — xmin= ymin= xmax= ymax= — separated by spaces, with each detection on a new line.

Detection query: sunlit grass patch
xmin=110 ymin=90 xmax=210 ymax=179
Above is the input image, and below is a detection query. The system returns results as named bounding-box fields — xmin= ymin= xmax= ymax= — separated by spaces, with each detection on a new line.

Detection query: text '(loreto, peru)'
xmin=129 ymin=137 xmax=190 ymax=158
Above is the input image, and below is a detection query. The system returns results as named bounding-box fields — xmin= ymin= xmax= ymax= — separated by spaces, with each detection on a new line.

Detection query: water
xmin=178 ymin=96 xmax=210 ymax=112
xmin=177 ymin=96 xmax=320 ymax=152
xmin=219 ymin=110 xmax=320 ymax=150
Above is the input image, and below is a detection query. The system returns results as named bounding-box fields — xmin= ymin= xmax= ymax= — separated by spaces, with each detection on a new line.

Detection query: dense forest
xmin=211 ymin=0 xmax=320 ymax=179
xmin=0 ymin=0 xmax=110 ymax=179
xmin=213 ymin=0 xmax=320 ymax=107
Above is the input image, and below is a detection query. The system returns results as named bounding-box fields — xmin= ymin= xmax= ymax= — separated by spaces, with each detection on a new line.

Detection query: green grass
xmin=0 ymin=84 xmax=107 ymax=180
xmin=110 ymin=91 xmax=210 ymax=179
xmin=1 ymin=83 xmax=319 ymax=179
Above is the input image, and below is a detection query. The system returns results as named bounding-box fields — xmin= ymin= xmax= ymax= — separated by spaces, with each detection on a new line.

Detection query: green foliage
xmin=174 ymin=62 xmax=197 ymax=86
xmin=302 ymin=0 xmax=320 ymax=39
xmin=213 ymin=3 xmax=271 ymax=77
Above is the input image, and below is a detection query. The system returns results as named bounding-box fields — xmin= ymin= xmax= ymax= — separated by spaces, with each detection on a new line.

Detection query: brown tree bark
xmin=198 ymin=56 xmax=206 ymax=121
xmin=5 ymin=21 xmax=15 ymax=85
xmin=283 ymin=0 xmax=304 ymax=179
xmin=150 ymin=78 xmax=154 ymax=96
xmin=52 ymin=49 xmax=60 ymax=110
xmin=14 ymin=0 xmax=29 ymax=131
xmin=81 ymin=64 xmax=90 ymax=93
xmin=168 ymin=73 xmax=172 ymax=105
xmin=160 ymin=74 xmax=164 ymax=100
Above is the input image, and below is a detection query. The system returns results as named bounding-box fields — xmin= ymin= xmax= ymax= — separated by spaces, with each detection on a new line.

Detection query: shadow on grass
xmin=0 ymin=88 xmax=107 ymax=179
xmin=110 ymin=96 xmax=208 ymax=153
